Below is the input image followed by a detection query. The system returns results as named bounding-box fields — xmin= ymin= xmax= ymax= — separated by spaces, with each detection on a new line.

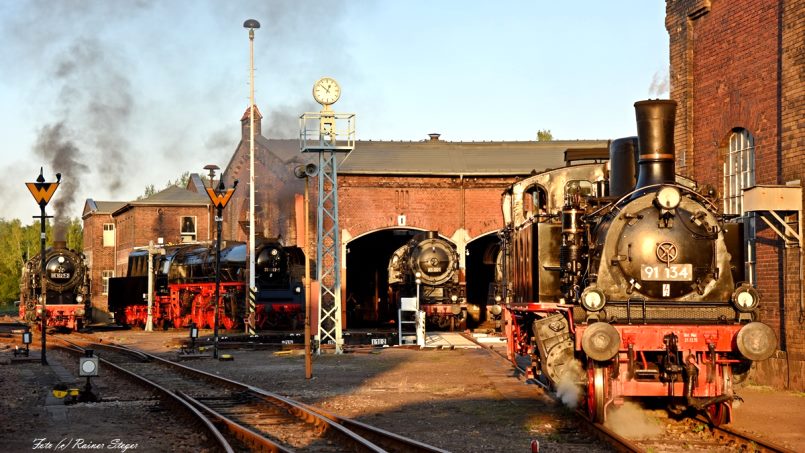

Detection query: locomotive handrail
xmin=584 ymin=182 xmax=720 ymax=220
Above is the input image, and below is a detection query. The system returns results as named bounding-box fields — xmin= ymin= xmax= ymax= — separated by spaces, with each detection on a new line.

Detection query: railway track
xmin=469 ymin=333 xmax=795 ymax=453
xmin=51 ymin=335 xmax=448 ymax=452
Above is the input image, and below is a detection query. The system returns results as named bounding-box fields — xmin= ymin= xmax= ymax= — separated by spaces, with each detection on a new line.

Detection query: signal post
xmin=25 ymin=168 xmax=60 ymax=365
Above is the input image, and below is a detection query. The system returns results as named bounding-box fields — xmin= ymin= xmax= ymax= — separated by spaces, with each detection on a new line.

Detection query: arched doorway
xmin=465 ymin=231 xmax=501 ymax=328
xmin=345 ymin=228 xmax=423 ymax=328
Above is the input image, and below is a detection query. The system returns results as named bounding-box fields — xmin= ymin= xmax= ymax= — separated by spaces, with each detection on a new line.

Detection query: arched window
xmin=723 ymin=128 xmax=755 ymax=215
xmin=722 ymin=128 xmax=757 ymax=284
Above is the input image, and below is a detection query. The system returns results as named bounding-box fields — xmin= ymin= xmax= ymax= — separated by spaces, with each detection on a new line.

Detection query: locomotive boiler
xmin=19 ymin=241 xmax=90 ymax=331
xmin=388 ymin=231 xmax=467 ymax=329
xmin=108 ymin=239 xmax=305 ymax=330
xmin=502 ymin=99 xmax=776 ymax=425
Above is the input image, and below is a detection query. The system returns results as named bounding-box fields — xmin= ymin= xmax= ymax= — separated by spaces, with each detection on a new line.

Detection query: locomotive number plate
xmin=50 ymin=272 xmax=71 ymax=279
xmin=640 ymin=264 xmax=692 ymax=281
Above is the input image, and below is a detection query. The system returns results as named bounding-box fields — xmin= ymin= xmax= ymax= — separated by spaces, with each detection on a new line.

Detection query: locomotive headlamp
xmin=58 ymin=256 xmax=65 ymax=264
xmin=270 ymin=249 xmax=278 ymax=256
xmin=294 ymin=286 xmax=302 ymax=294
xmin=580 ymin=287 xmax=606 ymax=312
xmin=451 ymin=294 xmax=458 ymax=302
xmin=489 ymin=304 xmax=503 ymax=316
xmin=495 ymin=295 xmax=502 ymax=303
xmin=655 ymin=186 xmax=681 ymax=210
xmin=732 ymin=284 xmax=760 ymax=312
xmin=75 ymin=295 xmax=83 ymax=303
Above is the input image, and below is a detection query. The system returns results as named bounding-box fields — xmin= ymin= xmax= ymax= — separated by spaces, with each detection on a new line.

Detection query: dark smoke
xmin=50 ymin=37 xmax=132 ymax=193
xmin=267 ymin=101 xmax=320 ymax=139
xmin=34 ymin=123 xmax=89 ymax=241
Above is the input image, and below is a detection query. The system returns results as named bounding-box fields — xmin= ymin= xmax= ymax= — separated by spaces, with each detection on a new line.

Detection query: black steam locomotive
xmin=388 ymin=231 xmax=467 ymax=329
xmin=19 ymin=241 xmax=91 ymax=331
xmin=502 ymin=99 xmax=776 ymax=425
xmin=108 ymin=239 xmax=305 ymax=330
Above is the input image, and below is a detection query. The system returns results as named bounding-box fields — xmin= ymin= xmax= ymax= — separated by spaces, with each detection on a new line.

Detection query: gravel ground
xmin=3 ymin=328 xmax=804 ymax=452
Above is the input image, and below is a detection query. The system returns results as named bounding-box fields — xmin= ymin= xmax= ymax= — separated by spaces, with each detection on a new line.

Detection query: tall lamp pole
xmin=25 ymin=168 xmax=60 ymax=366
xmin=295 ymin=163 xmax=318 ymax=379
xmin=204 ymin=164 xmax=237 ymax=359
xmin=243 ymin=18 xmax=260 ymax=336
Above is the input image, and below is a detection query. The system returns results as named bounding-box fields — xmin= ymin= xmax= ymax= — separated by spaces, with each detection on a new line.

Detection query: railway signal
xmin=26 ymin=167 xmax=60 ymax=366
xmin=204 ymin=164 xmax=237 ymax=359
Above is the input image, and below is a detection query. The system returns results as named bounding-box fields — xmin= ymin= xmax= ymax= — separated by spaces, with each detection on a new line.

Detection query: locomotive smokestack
xmin=608 ymin=136 xmax=639 ymax=198
xmin=54 ymin=240 xmax=67 ymax=250
xmin=634 ymin=99 xmax=677 ymax=191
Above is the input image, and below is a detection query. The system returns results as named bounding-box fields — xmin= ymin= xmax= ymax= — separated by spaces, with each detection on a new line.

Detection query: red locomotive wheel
xmin=586 ymin=363 xmax=608 ymax=423
xmin=706 ymin=402 xmax=728 ymax=426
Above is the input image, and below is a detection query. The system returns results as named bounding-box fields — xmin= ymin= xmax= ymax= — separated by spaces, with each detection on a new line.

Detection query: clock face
xmin=313 ymin=77 xmax=341 ymax=105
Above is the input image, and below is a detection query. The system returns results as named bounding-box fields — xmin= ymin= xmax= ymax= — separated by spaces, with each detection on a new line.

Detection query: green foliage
xmin=0 ymin=217 xmax=82 ymax=305
xmin=537 ymin=129 xmax=554 ymax=141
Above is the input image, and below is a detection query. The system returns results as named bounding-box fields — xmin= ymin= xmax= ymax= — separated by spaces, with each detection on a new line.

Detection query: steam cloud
xmin=649 ymin=70 xmax=670 ymax=97
xmin=604 ymin=402 xmax=663 ymax=439
xmin=554 ymin=359 xmax=585 ymax=409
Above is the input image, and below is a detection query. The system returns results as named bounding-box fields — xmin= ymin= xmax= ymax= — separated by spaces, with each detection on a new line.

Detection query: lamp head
xmin=243 ymin=19 xmax=260 ymax=29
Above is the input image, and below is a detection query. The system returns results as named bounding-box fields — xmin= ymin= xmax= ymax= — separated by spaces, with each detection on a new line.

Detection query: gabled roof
xmin=82 ymin=199 xmax=126 ymax=219
xmin=255 ymin=138 xmax=609 ymax=176
xmin=112 ymin=185 xmax=210 ymax=216
xmin=339 ymin=139 xmax=609 ymax=175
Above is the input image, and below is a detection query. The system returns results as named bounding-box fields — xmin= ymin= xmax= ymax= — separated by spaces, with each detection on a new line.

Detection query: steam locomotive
xmin=108 ymin=239 xmax=305 ymax=330
xmin=501 ymin=100 xmax=776 ymax=425
xmin=19 ymin=241 xmax=91 ymax=331
xmin=388 ymin=231 xmax=468 ymax=329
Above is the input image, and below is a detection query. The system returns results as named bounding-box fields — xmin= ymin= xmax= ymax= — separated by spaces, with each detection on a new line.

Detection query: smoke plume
xmin=34 ymin=123 xmax=89 ymax=241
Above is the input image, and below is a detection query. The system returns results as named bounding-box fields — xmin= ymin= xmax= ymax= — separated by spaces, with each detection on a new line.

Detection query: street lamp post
xmin=243 ymin=18 xmax=260 ymax=336
xmin=295 ymin=163 xmax=317 ymax=379
xmin=25 ymin=168 xmax=60 ymax=366
xmin=204 ymin=164 xmax=237 ymax=359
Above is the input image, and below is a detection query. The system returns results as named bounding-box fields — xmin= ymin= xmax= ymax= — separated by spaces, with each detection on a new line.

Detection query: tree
xmin=537 ymin=129 xmax=554 ymax=141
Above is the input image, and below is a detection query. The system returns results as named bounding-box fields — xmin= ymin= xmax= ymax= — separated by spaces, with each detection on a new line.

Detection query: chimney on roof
xmin=241 ymin=104 xmax=263 ymax=140
xmin=428 ymin=133 xmax=441 ymax=141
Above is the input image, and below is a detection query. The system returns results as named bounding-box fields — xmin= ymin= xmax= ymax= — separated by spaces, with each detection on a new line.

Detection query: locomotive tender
xmin=108 ymin=239 xmax=305 ymax=330
xmin=19 ymin=241 xmax=91 ymax=331
xmin=502 ymin=99 xmax=777 ymax=425
xmin=388 ymin=231 xmax=468 ymax=329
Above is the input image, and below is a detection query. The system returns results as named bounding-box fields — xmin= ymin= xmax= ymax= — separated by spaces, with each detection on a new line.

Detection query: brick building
xmin=220 ymin=107 xmax=609 ymax=326
xmin=666 ymin=0 xmax=804 ymax=389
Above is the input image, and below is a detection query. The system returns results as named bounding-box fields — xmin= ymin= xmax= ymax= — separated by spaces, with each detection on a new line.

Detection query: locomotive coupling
xmin=581 ymin=322 xmax=621 ymax=361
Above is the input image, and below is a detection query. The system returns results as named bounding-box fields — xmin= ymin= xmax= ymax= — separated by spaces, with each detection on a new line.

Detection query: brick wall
xmin=339 ymin=175 xmax=510 ymax=241
xmin=667 ymin=0 xmax=804 ymax=390
xmin=82 ymin=213 xmax=116 ymax=314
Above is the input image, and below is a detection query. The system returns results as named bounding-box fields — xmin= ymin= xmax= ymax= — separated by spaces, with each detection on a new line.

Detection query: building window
xmin=181 ymin=216 xmax=196 ymax=242
xmin=101 ymin=270 xmax=114 ymax=295
xmin=723 ymin=129 xmax=755 ymax=215
xmin=723 ymin=128 xmax=757 ymax=284
xmin=103 ymin=223 xmax=115 ymax=247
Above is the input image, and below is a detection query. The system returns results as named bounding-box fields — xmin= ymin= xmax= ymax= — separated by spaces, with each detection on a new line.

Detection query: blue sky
xmin=0 ymin=1 xmax=669 ymax=225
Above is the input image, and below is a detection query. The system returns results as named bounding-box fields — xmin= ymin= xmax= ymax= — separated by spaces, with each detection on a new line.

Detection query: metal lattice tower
xmin=300 ymin=110 xmax=355 ymax=354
